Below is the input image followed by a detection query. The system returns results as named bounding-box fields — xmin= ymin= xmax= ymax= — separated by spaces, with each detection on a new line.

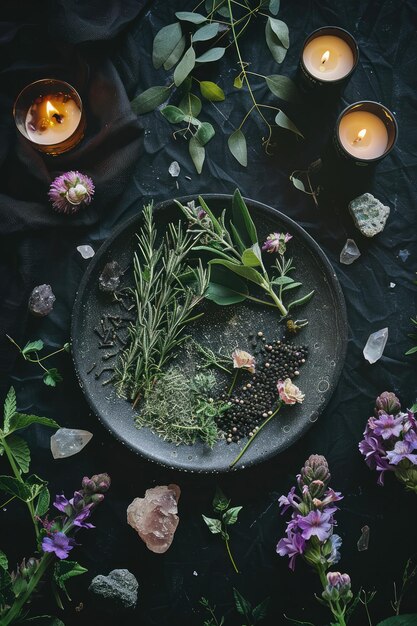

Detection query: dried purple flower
xmin=49 ymin=171 xmax=94 ymax=215
xmin=262 ymin=232 xmax=292 ymax=254
xmin=42 ymin=532 xmax=75 ymax=559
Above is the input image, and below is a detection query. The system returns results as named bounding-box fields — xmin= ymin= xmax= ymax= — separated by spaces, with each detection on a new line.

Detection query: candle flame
xmin=46 ymin=100 xmax=60 ymax=118
xmin=321 ymin=50 xmax=330 ymax=64
xmin=353 ymin=128 xmax=367 ymax=143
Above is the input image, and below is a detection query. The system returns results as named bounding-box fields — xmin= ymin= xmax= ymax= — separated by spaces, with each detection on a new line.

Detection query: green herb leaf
xmin=229 ymin=222 xmax=246 ymax=254
xmin=268 ymin=17 xmax=289 ymax=48
xmin=200 ymin=81 xmax=225 ymax=102
xmin=196 ymin=47 xmax=225 ymax=63
xmin=202 ymin=514 xmax=222 ymax=534
xmin=174 ymin=46 xmax=196 ymax=87
xmin=282 ymin=281 xmax=302 ymax=292
xmin=0 ymin=474 xmax=46 ymax=503
xmin=0 ymin=550 xmax=8 ymax=570
xmin=53 ymin=561 xmax=87 ymax=601
xmin=233 ymin=75 xmax=243 ymax=89
xmin=232 ymin=189 xmax=258 ymax=246
xmin=288 ymin=290 xmax=315 ymax=310
xmin=3 ymin=387 xmax=16 ymax=432
xmin=0 ymin=567 xmax=14 ymax=608
xmin=376 ymin=617 xmax=417 ymax=626
xmin=275 ymin=110 xmax=304 ymax=138
xmin=205 ymin=267 xmax=249 ymax=306
xmin=223 ymin=506 xmax=242 ymax=525
xmin=228 ymin=130 xmax=247 ymax=167
xmin=195 ymin=122 xmax=215 ymax=146
xmin=210 ymin=260 xmax=265 ymax=287
xmin=35 ymin=486 xmax=50 ymax=517
xmin=265 ymin=18 xmax=288 ymax=64
xmin=252 ymin=597 xmax=270 ymax=622
xmin=131 ymin=86 xmax=171 ymax=115
xmin=7 ymin=434 xmax=30 ymax=474
xmin=290 ymin=175 xmax=306 ymax=192
xmin=189 ymin=136 xmax=205 ymax=174
xmin=43 ymin=368 xmax=63 ymax=387
xmin=161 ymin=105 xmax=186 ymax=124
xmin=272 ymin=276 xmax=294 ymax=285
xmin=242 ymin=243 xmax=263 ymax=268
xmin=164 ymin=35 xmax=186 ymax=71
xmin=212 ymin=487 xmax=230 ymax=512
xmin=193 ymin=245 xmax=236 ymax=262
xmin=20 ymin=617 xmax=65 ymax=625
xmin=195 ymin=196 xmax=223 ymax=235
xmin=265 ymin=75 xmax=300 ymax=103
xmin=192 ymin=22 xmax=220 ymax=42
xmin=22 ymin=340 xmax=44 ymax=356
xmin=405 ymin=346 xmax=417 ymax=355
xmin=7 ymin=412 xmax=59 ymax=434
xmin=233 ymin=588 xmax=252 ymax=616
xmin=152 ymin=22 xmax=183 ymax=69
xmin=269 ymin=0 xmax=280 ymax=15
xmin=175 ymin=11 xmax=207 ymax=24
xmin=179 ymin=93 xmax=202 ymax=117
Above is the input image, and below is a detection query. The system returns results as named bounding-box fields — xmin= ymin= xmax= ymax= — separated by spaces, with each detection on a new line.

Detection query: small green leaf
xmin=288 ymin=290 xmax=315 ymax=310
xmin=196 ymin=47 xmax=225 ymax=63
xmin=265 ymin=19 xmax=287 ymax=64
xmin=206 ymin=281 xmax=247 ymax=305
xmin=242 ymin=247 xmax=262 ymax=268
xmin=202 ymin=514 xmax=222 ymax=534
xmin=282 ymin=281 xmax=302 ymax=292
xmin=275 ymin=110 xmax=304 ymax=138
xmin=405 ymin=346 xmax=417 ymax=355
xmin=209 ymin=260 xmax=265 ymax=287
xmin=272 ymin=276 xmax=294 ymax=286
xmin=54 ymin=561 xmax=88 ymax=601
xmin=43 ymin=368 xmax=63 ymax=387
xmin=131 ymin=86 xmax=171 ymax=115
xmin=7 ymin=412 xmax=59 ymax=434
xmin=13 ymin=576 xmax=28 ymax=597
xmin=228 ymin=130 xmax=247 ymax=167
xmin=212 ymin=487 xmax=230 ymax=512
xmin=175 ymin=11 xmax=207 ymax=24
xmin=189 ymin=136 xmax=205 ymax=174
xmin=265 ymin=75 xmax=300 ymax=103
xmin=192 ymin=22 xmax=220 ymax=42
xmin=0 ymin=567 xmax=14 ymax=608
xmin=0 ymin=550 xmax=8 ymax=570
xmin=290 ymin=175 xmax=306 ymax=192
xmin=0 ymin=474 xmax=46 ymax=503
xmin=200 ymin=81 xmax=225 ymax=102
xmin=152 ymin=22 xmax=183 ymax=69
xmin=410 ymin=403 xmax=417 ymax=412
xmin=193 ymin=245 xmax=236 ymax=262
xmin=252 ymin=597 xmax=270 ymax=622
xmin=376 ymin=616 xmax=417 ymax=626
xmin=164 ymin=35 xmax=186 ymax=70
xmin=268 ymin=17 xmax=289 ymax=48
xmin=174 ymin=46 xmax=196 ymax=87
xmin=35 ymin=486 xmax=50 ymax=517
xmin=233 ymin=75 xmax=243 ymax=89
xmin=8 ymin=435 xmax=30 ymax=474
xmin=232 ymin=189 xmax=258 ymax=246
xmin=229 ymin=222 xmax=246 ymax=254
xmin=179 ymin=93 xmax=202 ymax=117
xmin=233 ymin=588 xmax=252 ymax=617
xmin=161 ymin=105 xmax=186 ymax=124
xmin=269 ymin=0 xmax=280 ymax=15
xmin=22 ymin=340 xmax=44 ymax=356
xmin=223 ymin=506 xmax=242 ymax=525
xmin=195 ymin=122 xmax=215 ymax=146
xmin=3 ymin=387 xmax=16 ymax=432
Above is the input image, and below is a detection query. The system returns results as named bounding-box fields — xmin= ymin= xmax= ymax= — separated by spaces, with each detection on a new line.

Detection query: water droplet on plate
xmin=318 ymin=379 xmax=330 ymax=393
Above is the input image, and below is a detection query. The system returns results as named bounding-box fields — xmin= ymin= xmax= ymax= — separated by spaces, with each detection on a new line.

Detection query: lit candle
xmin=300 ymin=27 xmax=358 ymax=90
xmin=336 ymin=101 xmax=397 ymax=164
xmin=14 ymin=79 xmax=86 ymax=155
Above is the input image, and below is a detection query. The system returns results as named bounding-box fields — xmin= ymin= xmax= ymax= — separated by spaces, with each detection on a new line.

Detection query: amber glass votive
xmin=14 ymin=79 xmax=86 ymax=156
xmin=335 ymin=101 xmax=398 ymax=165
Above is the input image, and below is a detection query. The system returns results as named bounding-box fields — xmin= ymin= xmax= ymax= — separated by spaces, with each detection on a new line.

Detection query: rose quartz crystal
xmin=127 ymin=484 xmax=181 ymax=553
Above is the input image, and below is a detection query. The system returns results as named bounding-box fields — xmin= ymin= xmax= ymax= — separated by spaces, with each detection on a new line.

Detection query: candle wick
xmin=52 ymin=113 xmax=63 ymax=124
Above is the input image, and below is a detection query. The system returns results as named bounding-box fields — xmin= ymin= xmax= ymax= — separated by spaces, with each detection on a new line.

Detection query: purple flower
xmin=359 ymin=435 xmax=385 ymax=469
xmin=405 ymin=428 xmax=417 ymax=447
xmin=49 ymin=171 xmax=94 ymax=215
xmin=327 ymin=571 xmax=351 ymax=590
xmin=375 ymin=392 xmax=401 ymax=415
xmin=276 ymin=530 xmax=306 ymax=570
xmin=53 ymin=494 xmax=72 ymax=515
xmin=373 ymin=414 xmax=404 ymax=440
xmin=42 ymin=532 xmax=75 ymax=559
xmin=262 ymin=232 xmax=292 ymax=255
xmin=278 ymin=487 xmax=300 ymax=515
xmin=297 ymin=509 xmax=333 ymax=542
xmin=314 ymin=489 xmax=343 ymax=508
xmin=326 ymin=534 xmax=342 ymax=565
xmin=73 ymin=506 xmax=95 ymax=529
xmin=386 ymin=440 xmax=417 ymax=466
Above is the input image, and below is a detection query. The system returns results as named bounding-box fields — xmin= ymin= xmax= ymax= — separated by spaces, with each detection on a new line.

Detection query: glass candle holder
xmin=299 ymin=27 xmax=359 ymax=91
xmin=335 ymin=101 xmax=398 ymax=165
xmin=14 ymin=79 xmax=86 ymax=156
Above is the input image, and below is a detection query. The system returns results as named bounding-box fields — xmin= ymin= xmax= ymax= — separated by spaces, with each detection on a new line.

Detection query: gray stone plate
xmin=71 ymin=195 xmax=347 ymax=473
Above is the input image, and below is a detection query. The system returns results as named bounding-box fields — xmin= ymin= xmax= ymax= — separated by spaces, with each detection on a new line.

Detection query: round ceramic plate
xmin=71 ymin=195 xmax=347 ymax=473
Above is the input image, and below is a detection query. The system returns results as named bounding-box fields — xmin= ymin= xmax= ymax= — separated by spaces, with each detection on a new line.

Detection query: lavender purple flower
xmin=49 ymin=171 xmax=94 ymax=215
xmin=262 ymin=232 xmax=292 ymax=255
xmin=41 ymin=532 xmax=75 ymax=559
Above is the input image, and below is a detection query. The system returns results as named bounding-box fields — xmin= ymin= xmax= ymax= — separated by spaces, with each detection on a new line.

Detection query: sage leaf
xmin=265 ymin=75 xmax=300 ymax=103
xmin=3 ymin=387 xmax=16 ymax=433
xmin=189 ymin=136 xmax=205 ymax=174
xmin=213 ymin=487 xmax=230 ymax=512
xmin=7 ymin=412 xmax=59 ymax=434
xmin=269 ymin=0 xmax=280 ymax=15
xmin=288 ymin=290 xmax=315 ymax=310
xmin=54 ymin=560 xmax=87 ymax=600
xmin=195 ymin=122 xmax=215 ymax=146
xmin=202 ymin=514 xmax=222 ymax=534
xmin=223 ymin=506 xmax=242 ymax=525
xmin=193 ymin=246 xmax=236 ymax=262
xmin=272 ymin=275 xmax=294 ymax=285
xmin=43 ymin=368 xmax=63 ymax=387
xmin=242 ymin=247 xmax=262 ymax=268
xmin=197 ymin=196 xmax=223 ymax=235
xmin=290 ymin=175 xmax=306 ymax=192
xmin=161 ymin=105 xmax=186 ymax=124
xmin=268 ymin=17 xmax=289 ymax=48
xmin=22 ymin=340 xmax=44 ymax=356
xmin=209 ymin=260 xmax=265 ymax=287
xmin=252 ymin=598 xmax=270 ymax=622
xmin=282 ymin=281 xmax=302 ymax=291
xmin=196 ymin=47 xmax=225 ymax=63
xmin=229 ymin=222 xmax=246 ymax=253
xmin=178 ymin=93 xmax=202 ymax=117
xmin=174 ymin=46 xmax=196 ymax=87
xmin=164 ymin=35 xmax=186 ymax=71
xmin=192 ymin=22 xmax=219 ymax=42
xmin=0 ymin=550 xmax=8 ymax=570
xmin=275 ymin=110 xmax=304 ymax=138
xmin=228 ymin=130 xmax=247 ymax=167
xmin=131 ymin=86 xmax=171 ymax=114
xmin=152 ymin=22 xmax=183 ymax=69
xmin=200 ymin=80 xmax=225 ymax=101
xmin=232 ymin=189 xmax=258 ymax=246
xmin=206 ymin=281 xmax=247 ymax=305
xmin=265 ymin=19 xmax=287 ymax=64
xmin=8 ymin=434 xmax=30 ymax=474
xmin=233 ymin=75 xmax=243 ymax=89
xmin=35 ymin=486 xmax=50 ymax=517
xmin=175 ymin=11 xmax=207 ymax=24
xmin=405 ymin=346 xmax=417 ymax=355
xmin=233 ymin=588 xmax=252 ymax=616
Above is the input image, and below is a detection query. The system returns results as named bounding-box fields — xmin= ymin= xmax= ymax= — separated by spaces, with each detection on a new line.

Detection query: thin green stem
xmin=316 ymin=564 xmax=347 ymax=626
xmin=265 ymin=284 xmax=288 ymax=317
xmin=228 ymin=369 xmax=239 ymax=396
xmin=229 ymin=401 xmax=282 ymax=468
xmin=0 ymin=494 xmax=17 ymax=508
xmin=224 ymin=535 xmax=239 ymax=573
xmin=236 ymin=292 xmax=277 ymax=308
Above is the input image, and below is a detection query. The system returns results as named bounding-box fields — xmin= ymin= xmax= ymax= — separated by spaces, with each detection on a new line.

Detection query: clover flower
xmin=277 ymin=378 xmax=304 ymax=405
xmin=262 ymin=232 xmax=292 ymax=255
xmin=49 ymin=171 xmax=94 ymax=215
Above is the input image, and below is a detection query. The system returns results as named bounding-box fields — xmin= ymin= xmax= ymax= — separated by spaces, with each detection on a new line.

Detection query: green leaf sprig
xmin=6 ymin=336 xmax=69 ymax=387
xmin=202 ymin=487 xmax=242 ymax=574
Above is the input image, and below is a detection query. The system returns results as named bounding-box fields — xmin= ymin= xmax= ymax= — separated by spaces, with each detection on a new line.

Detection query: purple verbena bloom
xmin=373 ymin=414 xmax=404 ymax=440
xmin=49 ymin=171 xmax=94 ymax=215
xmin=262 ymin=232 xmax=292 ymax=255
xmin=53 ymin=494 xmax=73 ymax=515
xmin=278 ymin=486 xmax=301 ymax=515
xmin=386 ymin=440 xmax=417 ymax=466
xmin=73 ymin=506 xmax=95 ymax=529
xmin=276 ymin=530 xmax=306 ymax=570
xmin=359 ymin=435 xmax=385 ymax=470
xmin=42 ymin=532 xmax=74 ymax=559
xmin=296 ymin=509 xmax=333 ymax=542
xmin=405 ymin=428 xmax=417 ymax=447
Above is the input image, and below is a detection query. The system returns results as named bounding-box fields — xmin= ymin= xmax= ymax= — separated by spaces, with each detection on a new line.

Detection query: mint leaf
xmin=7 ymin=434 xmax=30 ymax=474
xmin=0 ymin=474 xmax=46 ymax=503
xmin=223 ymin=506 xmax=242 ymax=526
xmin=53 ymin=561 xmax=87 ymax=600
xmin=0 ymin=550 xmax=8 ymax=570
xmin=43 ymin=368 xmax=63 ymax=387
xmin=202 ymin=515 xmax=222 ymax=534
xmin=3 ymin=387 xmax=16 ymax=432
xmin=212 ymin=487 xmax=230 ymax=512
xmin=233 ymin=588 xmax=252 ymax=617
xmin=35 ymin=486 xmax=50 ymax=517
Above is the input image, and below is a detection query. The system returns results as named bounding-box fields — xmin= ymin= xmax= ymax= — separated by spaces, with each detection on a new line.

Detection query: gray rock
xmin=28 ymin=284 xmax=56 ymax=317
xmin=348 ymin=193 xmax=390 ymax=237
xmin=89 ymin=569 xmax=138 ymax=611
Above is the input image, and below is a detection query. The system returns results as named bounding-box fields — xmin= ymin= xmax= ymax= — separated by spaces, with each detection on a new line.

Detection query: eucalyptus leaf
xmin=164 ymin=35 xmax=186 ymax=71
xmin=174 ymin=46 xmax=196 ymax=87
xmin=8 ymin=434 xmax=30 ymax=474
xmin=269 ymin=0 xmax=280 ymax=15
xmin=290 ymin=175 xmax=306 ymax=192
xmin=200 ymin=81 xmax=225 ymax=101
xmin=131 ymin=86 xmax=171 ymax=115
xmin=196 ymin=47 xmax=225 ymax=63
xmin=195 ymin=122 xmax=215 ymax=146
xmin=265 ymin=19 xmax=287 ymax=64
xmin=223 ymin=506 xmax=242 ymax=525
xmin=161 ymin=105 xmax=186 ymax=124
xmin=184 ymin=114 xmax=202 ymax=127
xmin=288 ymin=290 xmax=315 ymax=310
xmin=189 ymin=136 xmax=205 ymax=174
xmin=22 ymin=340 xmax=44 ymax=356
xmin=265 ymin=75 xmax=300 ymax=103
xmin=209 ymin=260 xmax=265 ymax=287
xmin=175 ymin=11 xmax=207 ymax=24
xmin=232 ymin=189 xmax=258 ymax=246
xmin=152 ymin=22 xmax=183 ymax=69
xmin=3 ymin=387 xmax=16 ymax=432
xmin=275 ymin=110 xmax=304 ymax=138
xmin=268 ymin=17 xmax=289 ymax=48
xmin=202 ymin=514 xmax=222 ymax=534
xmin=192 ymin=22 xmax=220 ymax=42
xmin=179 ymin=93 xmax=202 ymax=117
xmin=228 ymin=130 xmax=247 ymax=167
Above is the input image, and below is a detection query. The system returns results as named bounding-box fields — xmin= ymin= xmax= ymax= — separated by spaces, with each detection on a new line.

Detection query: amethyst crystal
xmin=99 ymin=261 xmax=122 ymax=293
xmin=28 ymin=284 xmax=56 ymax=317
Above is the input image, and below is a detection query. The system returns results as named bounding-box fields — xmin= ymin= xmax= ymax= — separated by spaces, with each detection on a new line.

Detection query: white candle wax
xmin=303 ymin=35 xmax=354 ymax=81
xmin=339 ymin=110 xmax=389 ymax=160
xmin=25 ymin=95 xmax=81 ymax=145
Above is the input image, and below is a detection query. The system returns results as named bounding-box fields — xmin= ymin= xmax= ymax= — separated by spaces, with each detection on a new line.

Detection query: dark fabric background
xmin=1 ymin=0 xmax=417 ymax=625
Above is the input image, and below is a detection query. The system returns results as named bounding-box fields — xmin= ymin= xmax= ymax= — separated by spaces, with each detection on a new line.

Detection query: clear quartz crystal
xmin=340 ymin=239 xmax=361 ymax=265
xmin=363 ymin=327 xmax=389 ymax=364
xmin=168 ymin=161 xmax=180 ymax=177
xmin=77 ymin=245 xmax=95 ymax=259
xmin=357 ymin=525 xmax=370 ymax=551
xmin=50 ymin=428 xmax=93 ymax=459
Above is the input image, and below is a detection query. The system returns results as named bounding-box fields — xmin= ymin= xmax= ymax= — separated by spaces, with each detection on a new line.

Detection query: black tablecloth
xmin=1 ymin=1 xmax=417 ymax=624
